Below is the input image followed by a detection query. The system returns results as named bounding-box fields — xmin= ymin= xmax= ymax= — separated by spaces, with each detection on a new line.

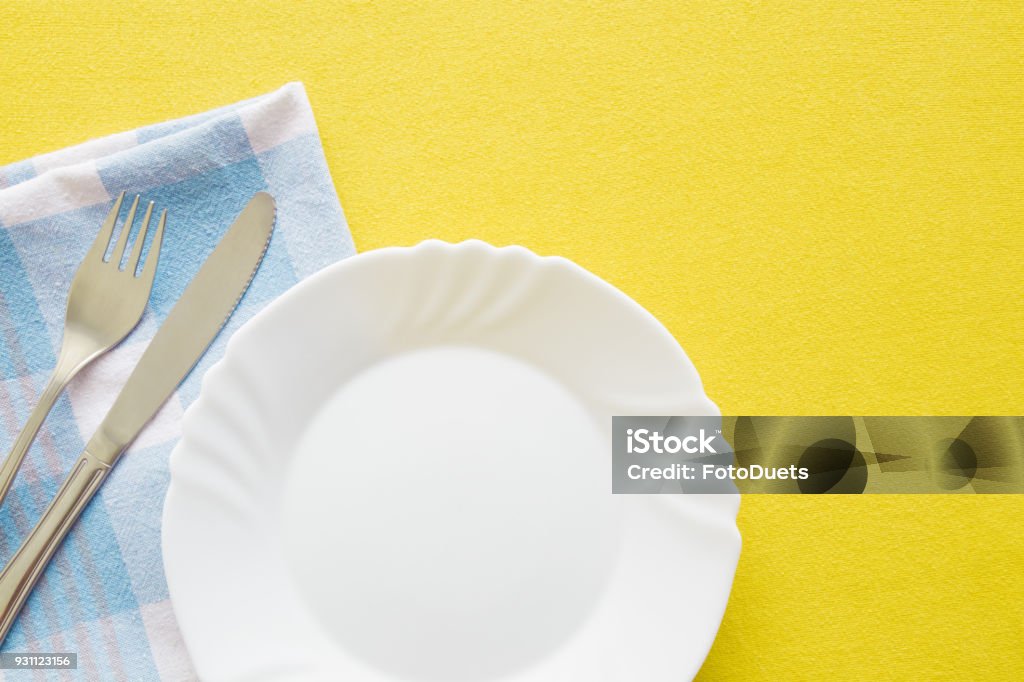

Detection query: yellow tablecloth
xmin=2 ymin=2 xmax=1021 ymax=679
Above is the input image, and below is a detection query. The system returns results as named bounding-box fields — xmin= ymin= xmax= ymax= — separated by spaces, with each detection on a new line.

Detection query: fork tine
xmin=86 ymin=191 xmax=125 ymax=261
xmin=113 ymin=195 xmax=141 ymax=266
xmin=127 ymin=201 xmax=155 ymax=275
xmin=139 ymin=209 xmax=167 ymax=283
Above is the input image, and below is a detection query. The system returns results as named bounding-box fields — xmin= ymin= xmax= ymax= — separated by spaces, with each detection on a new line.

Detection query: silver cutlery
xmin=0 ymin=192 xmax=166 ymax=509
xmin=0 ymin=192 xmax=275 ymax=642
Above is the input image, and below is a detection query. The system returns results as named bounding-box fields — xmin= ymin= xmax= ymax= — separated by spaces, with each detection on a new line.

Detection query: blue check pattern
xmin=0 ymin=84 xmax=353 ymax=680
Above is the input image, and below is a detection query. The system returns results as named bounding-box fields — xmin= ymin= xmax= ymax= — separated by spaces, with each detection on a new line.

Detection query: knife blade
xmin=91 ymin=191 xmax=276 ymax=461
xmin=0 ymin=192 xmax=276 ymax=641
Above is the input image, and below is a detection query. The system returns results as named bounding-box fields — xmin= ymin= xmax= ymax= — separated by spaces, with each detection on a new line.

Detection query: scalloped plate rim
xmin=162 ymin=239 xmax=741 ymax=682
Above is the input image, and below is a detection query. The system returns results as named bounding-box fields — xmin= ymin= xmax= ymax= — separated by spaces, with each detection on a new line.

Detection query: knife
xmin=0 ymin=192 xmax=276 ymax=642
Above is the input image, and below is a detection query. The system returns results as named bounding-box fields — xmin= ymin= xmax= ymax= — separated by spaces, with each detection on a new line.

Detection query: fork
xmin=0 ymin=192 xmax=166 ymax=509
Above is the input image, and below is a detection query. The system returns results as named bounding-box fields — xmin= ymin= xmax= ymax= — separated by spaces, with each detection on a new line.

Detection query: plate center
xmin=282 ymin=345 xmax=619 ymax=681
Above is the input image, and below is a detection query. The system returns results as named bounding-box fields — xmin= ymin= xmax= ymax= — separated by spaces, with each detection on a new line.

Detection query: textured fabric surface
xmin=0 ymin=83 xmax=353 ymax=680
xmin=1 ymin=3 xmax=1023 ymax=680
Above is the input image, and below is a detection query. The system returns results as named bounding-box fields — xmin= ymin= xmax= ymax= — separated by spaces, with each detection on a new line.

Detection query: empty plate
xmin=162 ymin=240 xmax=740 ymax=681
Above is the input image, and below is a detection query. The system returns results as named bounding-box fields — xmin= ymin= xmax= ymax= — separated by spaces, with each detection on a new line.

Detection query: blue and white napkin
xmin=0 ymin=83 xmax=353 ymax=680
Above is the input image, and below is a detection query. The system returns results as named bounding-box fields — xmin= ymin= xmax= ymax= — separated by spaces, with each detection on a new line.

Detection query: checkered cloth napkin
xmin=0 ymin=83 xmax=354 ymax=680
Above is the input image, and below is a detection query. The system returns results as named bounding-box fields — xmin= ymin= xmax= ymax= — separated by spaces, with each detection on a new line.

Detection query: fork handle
xmin=0 ymin=367 xmax=73 ymax=509
xmin=0 ymin=450 xmax=112 ymax=641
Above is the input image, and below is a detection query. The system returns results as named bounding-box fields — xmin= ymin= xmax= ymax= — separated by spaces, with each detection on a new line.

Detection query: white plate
xmin=163 ymin=240 xmax=740 ymax=682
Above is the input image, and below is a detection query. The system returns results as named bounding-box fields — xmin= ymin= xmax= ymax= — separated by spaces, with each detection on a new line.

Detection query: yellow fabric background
xmin=2 ymin=1 xmax=1021 ymax=679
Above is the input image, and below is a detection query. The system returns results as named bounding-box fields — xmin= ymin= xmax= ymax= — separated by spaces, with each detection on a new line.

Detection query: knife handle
xmin=0 ymin=450 xmax=112 ymax=642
